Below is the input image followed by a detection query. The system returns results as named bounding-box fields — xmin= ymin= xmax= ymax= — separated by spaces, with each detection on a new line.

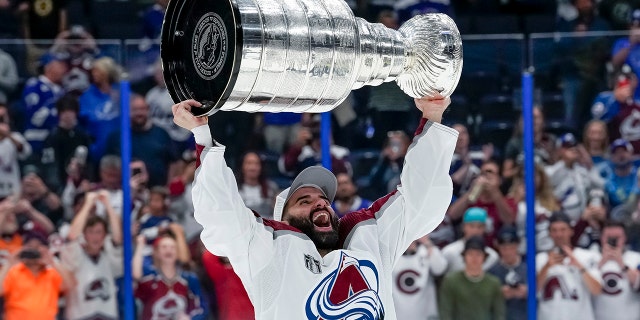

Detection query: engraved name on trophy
xmin=161 ymin=0 xmax=463 ymax=116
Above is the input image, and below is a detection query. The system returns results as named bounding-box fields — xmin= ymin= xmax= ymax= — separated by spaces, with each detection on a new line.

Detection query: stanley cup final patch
xmin=192 ymin=12 xmax=228 ymax=81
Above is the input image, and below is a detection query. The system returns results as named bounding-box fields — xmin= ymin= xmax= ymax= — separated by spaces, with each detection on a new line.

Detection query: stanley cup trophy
xmin=161 ymin=0 xmax=463 ymax=116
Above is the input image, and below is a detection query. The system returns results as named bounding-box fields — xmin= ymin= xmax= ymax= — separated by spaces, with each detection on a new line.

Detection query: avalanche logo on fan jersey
xmin=305 ymin=252 xmax=384 ymax=320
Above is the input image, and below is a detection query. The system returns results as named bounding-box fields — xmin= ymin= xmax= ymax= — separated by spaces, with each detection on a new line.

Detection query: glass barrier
xmin=529 ymin=31 xmax=628 ymax=137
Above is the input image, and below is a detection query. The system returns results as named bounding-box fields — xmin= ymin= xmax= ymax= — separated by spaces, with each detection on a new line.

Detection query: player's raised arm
xmin=367 ymin=97 xmax=457 ymax=264
xmin=172 ymin=101 xmax=274 ymax=274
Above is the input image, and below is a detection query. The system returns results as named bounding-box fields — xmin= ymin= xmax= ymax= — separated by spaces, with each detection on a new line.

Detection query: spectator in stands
xmin=602 ymin=139 xmax=637 ymax=208
xmin=0 ymin=231 xmax=74 ymax=319
xmin=0 ymin=0 xmax=20 ymax=39
xmin=592 ymin=221 xmax=640 ymax=320
xmin=546 ymin=133 xmax=604 ymax=222
xmin=578 ymin=119 xmax=609 ymax=172
xmin=448 ymin=158 xmax=517 ymax=244
xmin=236 ymin=151 xmax=279 ymax=219
xmin=611 ymin=9 xmax=640 ymax=97
xmin=142 ymin=0 xmax=169 ymax=41
xmin=592 ymin=66 xmax=640 ymax=159
xmin=202 ymin=251 xmax=254 ymax=320
xmin=17 ymin=0 xmax=68 ymax=74
xmin=146 ymin=59 xmax=193 ymax=154
xmin=392 ymin=235 xmax=447 ymax=320
xmin=450 ymin=123 xmax=489 ymax=198
xmin=442 ymin=207 xmax=499 ymax=273
xmin=130 ymin=158 xmax=150 ymax=217
xmin=105 ymin=94 xmax=179 ymax=187
xmin=78 ymin=56 xmax=121 ymax=166
xmin=21 ymin=52 xmax=66 ymax=157
xmin=0 ymin=48 xmax=19 ymax=104
xmin=20 ymin=167 xmax=63 ymax=226
xmin=439 ymin=236 xmax=505 ymax=320
xmin=91 ymin=155 xmax=123 ymax=217
xmin=394 ymin=0 xmax=454 ymax=24
xmin=555 ymin=0 xmax=611 ymax=129
xmin=511 ymin=164 xmax=560 ymax=254
xmin=0 ymin=103 xmax=31 ymax=200
xmin=281 ymin=122 xmax=351 ymax=176
xmin=62 ymin=190 xmax=122 ymax=320
xmin=368 ymin=130 xmax=410 ymax=198
xmin=536 ymin=212 xmax=602 ymax=320
xmin=502 ymin=107 xmax=554 ymax=179
xmin=332 ymin=172 xmax=372 ymax=217
xmin=50 ymin=25 xmax=101 ymax=94
xmin=0 ymin=195 xmax=56 ymax=268
xmin=259 ymin=110 xmax=305 ymax=154
xmin=137 ymin=188 xmax=191 ymax=272
xmin=488 ymin=227 xmax=527 ymax=320
xmin=133 ymin=231 xmax=206 ymax=320
xmin=40 ymin=94 xmax=91 ymax=193
xmin=167 ymin=150 xmax=201 ymax=238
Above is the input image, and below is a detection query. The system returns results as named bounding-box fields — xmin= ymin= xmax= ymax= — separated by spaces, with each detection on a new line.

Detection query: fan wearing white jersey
xmin=61 ymin=190 xmax=123 ymax=320
xmin=392 ymin=235 xmax=447 ymax=320
xmin=536 ymin=212 xmax=602 ymax=320
xmin=592 ymin=220 xmax=640 ymax=320
xmin=171 ymin=97 xmax=457 ymax=320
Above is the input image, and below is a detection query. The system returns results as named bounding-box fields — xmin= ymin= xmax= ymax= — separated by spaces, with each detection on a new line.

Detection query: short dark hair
xmin=55 ymin=94 xmax=80 ymax=114
xmin=603 ymin=220 xmax=626 ymax=232
xmin=548 ymin=211 xmax=572 ymax=227
xmin=84 ymin=215 xmax=108 ymax=233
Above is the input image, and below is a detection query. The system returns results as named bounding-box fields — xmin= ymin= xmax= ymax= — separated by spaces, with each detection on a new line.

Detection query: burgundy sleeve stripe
xmin=414 ymin=118 xmax=428 ymax=136
xmin=338 ymin=190 xmax=398 ymax=247
xmin=261 ymin=218 xmax=304 ymax=233
xmin=195 ymin=144 xmax=205 ymax=169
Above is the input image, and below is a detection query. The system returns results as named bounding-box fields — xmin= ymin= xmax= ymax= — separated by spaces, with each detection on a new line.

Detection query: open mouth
xmin=312 ymin=211 xmax=333 ymax=232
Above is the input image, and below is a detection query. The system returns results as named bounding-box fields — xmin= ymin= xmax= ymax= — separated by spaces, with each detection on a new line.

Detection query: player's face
xmin=283 ymin=187 xmax=339 ymax=251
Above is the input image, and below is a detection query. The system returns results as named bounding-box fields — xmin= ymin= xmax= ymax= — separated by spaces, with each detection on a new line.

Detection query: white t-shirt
xmin=592 ymin=250 xmax=640 ymax=320
xmin=61 ymin=236 xmax=123 ymax=320
xmin=442 ymin=238 xmax=499 ymax=274
xmin=392 ymin=245 xmax=447 ymax=320
xmin=0 ymin=133 xmax=31 ymax=198
xmin=536 ymin=248 xmax=602 ymax=320
xmin=191 ymin=120 xmax=458 ymax=319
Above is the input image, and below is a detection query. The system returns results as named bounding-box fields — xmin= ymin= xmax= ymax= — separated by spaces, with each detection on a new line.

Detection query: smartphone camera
xmin=607 ymin=237 xmax=618 ymax=248
xmin=19 ymin=249 xmax=42 ymax=260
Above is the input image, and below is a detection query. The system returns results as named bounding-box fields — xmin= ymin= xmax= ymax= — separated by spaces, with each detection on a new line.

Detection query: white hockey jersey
xmin=592 ymin=250 xmax=640 ymax=320
xmin=191 ymin=119 xmax=457 ymax=319
xmin=536 ymin=248 xmax=602 ymax=320
xmin=392 ymin=245 xmax=447 ymax=320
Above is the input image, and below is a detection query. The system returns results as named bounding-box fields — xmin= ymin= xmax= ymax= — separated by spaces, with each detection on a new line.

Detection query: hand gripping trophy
xmin=161 ymin=0 xmax=463 ymax=116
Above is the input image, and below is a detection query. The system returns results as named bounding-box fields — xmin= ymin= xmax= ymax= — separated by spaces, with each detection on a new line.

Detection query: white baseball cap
xmin=273 ymin=166 xmax=337 ymax=221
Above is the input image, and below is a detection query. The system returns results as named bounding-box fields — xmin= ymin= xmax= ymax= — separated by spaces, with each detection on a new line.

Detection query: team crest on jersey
xmin=602 ymin=271 xmax=624 ymax=295
xmin=305 ymin=254 xmax=322 ymax=274
xmin=305 ymin=252 xmax=384 ymax=320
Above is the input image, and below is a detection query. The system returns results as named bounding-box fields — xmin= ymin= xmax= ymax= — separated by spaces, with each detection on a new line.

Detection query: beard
xmin=287 ymin=207 xmax=340 ymax=251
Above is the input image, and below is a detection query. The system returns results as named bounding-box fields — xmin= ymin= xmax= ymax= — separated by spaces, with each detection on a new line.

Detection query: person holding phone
xmin=536 ymin=212 xmax=602 ymax=320
xmin=0 ymin=231 xmax=74 ymax=319
xmin=592 ymin=220 xmax=640 ymax=320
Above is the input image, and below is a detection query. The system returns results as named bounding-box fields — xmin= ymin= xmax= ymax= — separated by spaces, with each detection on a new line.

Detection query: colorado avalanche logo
xmin=305 ymin=252 xmax=384 ymax=320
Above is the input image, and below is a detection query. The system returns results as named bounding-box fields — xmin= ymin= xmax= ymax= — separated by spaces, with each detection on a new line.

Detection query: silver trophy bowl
xmin=161 ymin=0 xmax=463 ymax=116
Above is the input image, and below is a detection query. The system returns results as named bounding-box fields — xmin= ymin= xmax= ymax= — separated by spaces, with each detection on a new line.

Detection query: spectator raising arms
xmin=133 ymin=230 xmax=206 ymax=320
xmin=61 ymin=190 xmax=123 ymax=320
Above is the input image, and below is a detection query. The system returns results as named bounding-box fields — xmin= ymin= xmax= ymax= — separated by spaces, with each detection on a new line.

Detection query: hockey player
xmin=171 ymin=96 xmax=457 ymax=319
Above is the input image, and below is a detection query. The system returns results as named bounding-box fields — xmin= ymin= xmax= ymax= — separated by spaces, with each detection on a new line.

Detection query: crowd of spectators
xmin=2 ymin=0 xmax=640 ymax=319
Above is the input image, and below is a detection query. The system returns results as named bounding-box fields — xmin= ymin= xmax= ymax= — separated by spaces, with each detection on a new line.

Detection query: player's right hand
xmin=172 ymin=100 xmax=208 ymax=130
